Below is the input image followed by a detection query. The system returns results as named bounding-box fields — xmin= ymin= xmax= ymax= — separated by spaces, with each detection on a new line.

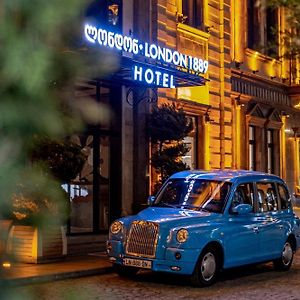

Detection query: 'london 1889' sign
xmin=84 ymin=24 xmax=208 ymax=88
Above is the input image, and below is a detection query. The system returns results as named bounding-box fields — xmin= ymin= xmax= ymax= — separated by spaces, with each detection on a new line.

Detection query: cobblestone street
xmin=3 ymin=253 xmax=300 ymax=300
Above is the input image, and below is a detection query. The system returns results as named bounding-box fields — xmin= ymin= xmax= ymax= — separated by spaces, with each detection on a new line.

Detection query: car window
xmin=230 ymin=183 xmax=254 ymax=213
xmin=277 ymin=183 xmax=291 ymax=210
xmin=154 ymin=179 xmax=231 ymax=213
xmin=256 ymin=182 xmax=278 ymax=212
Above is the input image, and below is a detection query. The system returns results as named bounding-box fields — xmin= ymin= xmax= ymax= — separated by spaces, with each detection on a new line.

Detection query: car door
xmin=223 ymin=183 xmax=262 ymax=268
xmin=255 ymin=181 xmax=285 ymax=260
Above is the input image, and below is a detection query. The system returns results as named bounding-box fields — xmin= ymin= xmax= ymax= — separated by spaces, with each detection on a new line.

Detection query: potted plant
xmin=7 ymin=137 xmax=86 ymax=263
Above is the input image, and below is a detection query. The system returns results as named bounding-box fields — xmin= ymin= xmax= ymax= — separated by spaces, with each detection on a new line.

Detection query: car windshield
xmin=153 ymin=178 xmax=232 ymax=213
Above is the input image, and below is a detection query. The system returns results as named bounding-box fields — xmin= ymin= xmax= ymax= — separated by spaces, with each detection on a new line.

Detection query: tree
xmin=148 ymin=103 xmax=193 ymax=191
xmin=267 ymin=0 xmax=300 ymax=83
xmin=0 ymin=0 xmax=115 ymax=289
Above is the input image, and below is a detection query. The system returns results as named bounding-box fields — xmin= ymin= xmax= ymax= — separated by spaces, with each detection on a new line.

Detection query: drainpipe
xmin=219 ymin=0 xmax=225 ymax=169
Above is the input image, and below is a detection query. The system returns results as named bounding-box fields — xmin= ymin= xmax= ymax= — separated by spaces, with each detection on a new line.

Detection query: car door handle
xmin=253 ymin=226 xmax=259 ymax=233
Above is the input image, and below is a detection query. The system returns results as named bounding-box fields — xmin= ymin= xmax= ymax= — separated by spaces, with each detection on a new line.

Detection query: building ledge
xmin=288 ymin=85 xmax=300 ymax=109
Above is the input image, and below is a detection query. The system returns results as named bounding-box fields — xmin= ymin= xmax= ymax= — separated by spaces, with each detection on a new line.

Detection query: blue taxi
xmin=106 ymin=170 xmax=300 ymax=286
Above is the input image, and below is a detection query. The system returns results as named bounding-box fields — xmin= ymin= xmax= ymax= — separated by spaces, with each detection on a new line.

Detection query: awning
xmin=101 ymin=55 xmax=208 ymax=88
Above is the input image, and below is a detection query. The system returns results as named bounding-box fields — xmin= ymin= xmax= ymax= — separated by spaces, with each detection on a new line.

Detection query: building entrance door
xmin=67 ymin=82 xmax=122 ymax=234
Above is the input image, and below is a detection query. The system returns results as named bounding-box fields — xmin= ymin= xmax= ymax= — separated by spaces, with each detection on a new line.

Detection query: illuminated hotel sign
xmin=84 ymin=24 xmax=208 ymax=88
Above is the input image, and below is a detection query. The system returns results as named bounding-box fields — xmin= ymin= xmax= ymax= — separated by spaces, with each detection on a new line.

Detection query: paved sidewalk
xmin=1 ymin=205 xmax=299 ymax=287
xmin=0 ymin=252 xmax=113 ymax=286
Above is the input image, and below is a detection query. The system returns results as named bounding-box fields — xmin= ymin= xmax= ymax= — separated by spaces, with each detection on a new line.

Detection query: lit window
xmin=247 ymin=0 xmax=278 ymax=56
xmin=267 ymin=129 xmax=274 ymax=174
xmin=249 ymin=126 xmax=256 ymax=171
xmin=182 ymin=0 xmax=203 ymax=29
xmin=182 ymin=117 xmax=197 ymax=169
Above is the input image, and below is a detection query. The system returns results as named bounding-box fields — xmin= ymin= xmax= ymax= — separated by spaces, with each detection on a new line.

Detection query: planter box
xmin=7 ymin=225 xmax=67 ymax=263
xmin=0 ymin=220 xmax=13 ymax=256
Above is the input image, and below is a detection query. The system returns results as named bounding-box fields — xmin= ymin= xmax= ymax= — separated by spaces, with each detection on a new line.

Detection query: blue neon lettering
xmin=134 ymin=66 xmax=143 ymax=82
xmin=98 ymin=29 xmax=108 ymax=46
xmin=162 ymin=73 xmax=168 ymax=87
xmin=149 ymin=44 xmax=158 ymax=60
xmin=145 ymin=69 xmax=154 ymax=84
xmin=133 ymin=66 xmax=175 ymax=88
xmin=85 ymin=25 xmax=97 ymax=43
xmin=165 ymin=48 xmax=173 ymax=64
xmin=115 ymin=34 xmax=123 ymax=50
xmin=158 ymin=47 xmax=165 ymax=62
xmin=170 ymin=75 xmax=175 ymax=88
xmin=179 ymin=53 xmax=188 ymax=69
xmin=84 ymin=24 xmax=209 ymax=74
xmin=173 ymin=51 xmax=180 ymax=66
xmin=155 ymin=71 xmax=162 ymax=84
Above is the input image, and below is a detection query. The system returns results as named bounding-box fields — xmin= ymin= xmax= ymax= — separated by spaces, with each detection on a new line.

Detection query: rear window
xmin=256 ymin=182 xmax=278 ymax=212
xmin=277 ymin=183 xmax=291 ymax=210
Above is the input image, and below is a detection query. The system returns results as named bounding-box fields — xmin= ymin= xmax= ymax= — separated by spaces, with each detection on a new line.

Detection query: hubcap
xmin=201 ymin=252 xmax=216 ymax=281
xmin=282 ymin=242 xmax=293 ymax=266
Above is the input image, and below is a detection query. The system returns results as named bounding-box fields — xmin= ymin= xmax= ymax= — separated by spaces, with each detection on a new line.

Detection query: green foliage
xmin=11 ymin=171 xmax=69 ymax=227
xmin=0 ymin=0 xmax=85 ymax=221
xmin=148 ymin=104 xmax=193 ymax=189
xmin=148 ymin=103 xmax=193 ymax=143
xmin=267 ymin=0 xmax=300 ymax=81
xmin=31 ymin=136 xmax=87 ymax=183
xmin=151 ymin=143 xmax=190 ymax=182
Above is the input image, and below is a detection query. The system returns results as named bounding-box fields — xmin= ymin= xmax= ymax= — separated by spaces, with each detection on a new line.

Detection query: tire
xmin=191 ymin=246 xmax=219 ymax=287
xmin=114 ymin=264 xmax=139 ymax=278
xmin=273 ymin=241 xmax=294 ymax=271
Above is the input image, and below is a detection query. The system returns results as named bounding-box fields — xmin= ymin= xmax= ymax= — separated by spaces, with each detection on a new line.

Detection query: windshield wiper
xmin=180 ymin=204 xmax=200 ymax=210
xmin=198 ymin=206 xmax=211 ymax=213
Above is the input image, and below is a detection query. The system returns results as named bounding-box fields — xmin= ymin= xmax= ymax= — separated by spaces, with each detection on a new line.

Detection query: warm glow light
xmin=294 ymin=103 xmax=300 ymax=109
xmin=2 ymin=262 xmax=11 ymax=268
xmin=248 ymin=51 xmax=259 ymax=73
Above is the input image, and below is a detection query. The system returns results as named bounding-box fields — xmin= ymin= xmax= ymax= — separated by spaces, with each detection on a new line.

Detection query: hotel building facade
xmin=68 ymin=0 xmax=300 ymax=253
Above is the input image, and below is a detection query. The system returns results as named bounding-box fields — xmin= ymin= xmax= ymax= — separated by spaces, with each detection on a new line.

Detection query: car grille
xmin=125 ymin=220 xmax=159 ymax=258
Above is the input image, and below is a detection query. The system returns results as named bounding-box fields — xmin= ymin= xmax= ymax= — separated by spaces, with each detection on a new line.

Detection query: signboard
xmin=84 ymin=24 xmax=208 ymax=88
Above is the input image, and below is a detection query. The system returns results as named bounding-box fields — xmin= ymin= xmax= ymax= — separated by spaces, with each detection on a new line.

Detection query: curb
xmin=0 ymin=266 xmax=114 ymax=286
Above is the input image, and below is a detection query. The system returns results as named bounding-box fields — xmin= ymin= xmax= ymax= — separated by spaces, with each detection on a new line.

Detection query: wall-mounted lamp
xmin=270 ymin=76 xmax=276 ymax=80
xmin=234 ymin=61 xmax=243 ymax=69
xmin=252 ymin=70 xmax=258 ymax=74
xmin=281 ymin=111 xmax=290 ymax=118
xmin=204 ymin=107 xmax=213 ymax=124
xmin=205 ymin=25 xmax=214 ymax=33
xmin=235 ymin=95 xmax=245 ymax=107
xmin=176 ymin=13 xmax=188 ymax=24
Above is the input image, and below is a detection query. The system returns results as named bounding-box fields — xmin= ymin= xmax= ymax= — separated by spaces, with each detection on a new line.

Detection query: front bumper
xmin=107 ymin=240 xmax=199 ymax=275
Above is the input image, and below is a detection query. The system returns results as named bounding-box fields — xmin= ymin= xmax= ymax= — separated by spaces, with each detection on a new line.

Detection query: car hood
xmin=132 ymin=207 xmax=219 ymax=229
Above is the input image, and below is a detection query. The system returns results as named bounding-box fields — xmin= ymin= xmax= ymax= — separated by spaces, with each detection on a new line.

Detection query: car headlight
xmin=110 ymin=221 xmax=123 ymax=235
xmin=176 ymin=228 xmax=189 ymax=243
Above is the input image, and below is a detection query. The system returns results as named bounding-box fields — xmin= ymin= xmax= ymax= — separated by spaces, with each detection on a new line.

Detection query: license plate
xmin=123 ymin=258 xmax=152 ymax=269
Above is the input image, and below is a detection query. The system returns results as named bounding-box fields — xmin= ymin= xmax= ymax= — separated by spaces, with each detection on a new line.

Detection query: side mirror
xmin=147 ymin=195 xmax=156 ymax=206
xmin=231 ymin=204 xmax=252 ymax=215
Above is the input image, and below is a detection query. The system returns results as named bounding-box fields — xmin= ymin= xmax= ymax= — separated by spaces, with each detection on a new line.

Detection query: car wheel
xmin=114 ymin=264 xmax=139 ymax=277
xmin=273 ymin=241 xmax=294 ymax=271
xmin=191 ymin=246 xmax=219 ymax=287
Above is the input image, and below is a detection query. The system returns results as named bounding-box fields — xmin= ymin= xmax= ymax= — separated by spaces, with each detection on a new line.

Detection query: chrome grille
xmin=125 ymin=221 xmax=159 ymax=258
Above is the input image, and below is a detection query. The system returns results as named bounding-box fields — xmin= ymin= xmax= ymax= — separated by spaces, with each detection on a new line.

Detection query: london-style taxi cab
xmin=106 ymin=170 xmax=300 ymax=286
